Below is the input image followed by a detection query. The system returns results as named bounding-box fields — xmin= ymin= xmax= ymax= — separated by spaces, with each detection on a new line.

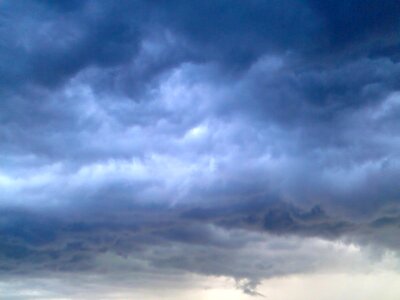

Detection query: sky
xmin=1 ymin=0 xmax=400 ymax=299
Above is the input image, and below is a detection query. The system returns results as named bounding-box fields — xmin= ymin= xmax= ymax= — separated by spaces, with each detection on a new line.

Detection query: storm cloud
xmin=1 ymin=0 xmax=400 ymax=298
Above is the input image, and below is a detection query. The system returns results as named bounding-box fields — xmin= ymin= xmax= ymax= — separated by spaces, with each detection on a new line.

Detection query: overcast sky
xmin=1 ymin=1 xmax=400 ymax=299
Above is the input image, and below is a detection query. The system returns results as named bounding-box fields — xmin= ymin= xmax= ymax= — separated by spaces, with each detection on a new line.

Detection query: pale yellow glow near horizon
xmin=1 ymin=240 xmax=399 ymax=300
xmin=257 ymin=272 xmax=400 ymax=300
xmin=79 ymin=271 xmax=400 ymax=300
xmin=1 ymin=271 xmax=400 ymax=300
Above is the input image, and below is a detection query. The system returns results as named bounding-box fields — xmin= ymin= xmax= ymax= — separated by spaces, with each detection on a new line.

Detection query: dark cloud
xmin=307 ymin=0 xmax=400 ymax=52
xmin=1 ymin=0 xmax=400 ymax=296
xmin=0 ymin=1 xmax=143 ymax=91
xmin=0 ymin=199 xmax=397 ymax=278
xmin=2 ymin=0 xmax=398 ymax=94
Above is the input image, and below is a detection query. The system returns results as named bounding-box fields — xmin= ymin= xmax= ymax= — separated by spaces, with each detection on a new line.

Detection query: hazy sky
xmin=1 ymin=1 xmax=400 ymax=299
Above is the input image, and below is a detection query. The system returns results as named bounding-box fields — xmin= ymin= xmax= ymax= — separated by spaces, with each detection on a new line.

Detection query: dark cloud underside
xmin=1 ymin=0 xmax=400 ymax=295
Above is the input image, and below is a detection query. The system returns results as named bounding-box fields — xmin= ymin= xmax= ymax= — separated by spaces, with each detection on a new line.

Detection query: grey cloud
xmin=1 ymin=1 xmax=142 ymax=90
xmin=1 ymin=0 xmax=400 ymax=296
xmin=3 ymin=0 xmax=398 ymax=95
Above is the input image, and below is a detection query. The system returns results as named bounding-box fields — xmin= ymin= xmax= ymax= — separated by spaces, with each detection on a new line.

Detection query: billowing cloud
xmin=1 ymin=0 xmax=400 ymax=298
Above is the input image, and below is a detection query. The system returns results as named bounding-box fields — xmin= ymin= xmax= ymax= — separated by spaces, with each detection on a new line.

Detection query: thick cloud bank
xmin=1 ymin=0 xmax=400 ymax=297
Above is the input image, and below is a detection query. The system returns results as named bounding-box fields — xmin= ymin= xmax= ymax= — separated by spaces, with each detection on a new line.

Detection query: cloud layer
xmin=1 ymin=0 xmax=400 ymax=297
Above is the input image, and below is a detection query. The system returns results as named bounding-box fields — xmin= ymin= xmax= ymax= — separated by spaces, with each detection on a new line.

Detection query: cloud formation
xmin=1 ymin=0 xmax=400 ymax=297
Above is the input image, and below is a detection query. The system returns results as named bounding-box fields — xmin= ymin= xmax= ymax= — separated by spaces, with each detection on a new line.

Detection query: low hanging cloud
xmin=1 ymin=0 xmax=400 ymax=298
